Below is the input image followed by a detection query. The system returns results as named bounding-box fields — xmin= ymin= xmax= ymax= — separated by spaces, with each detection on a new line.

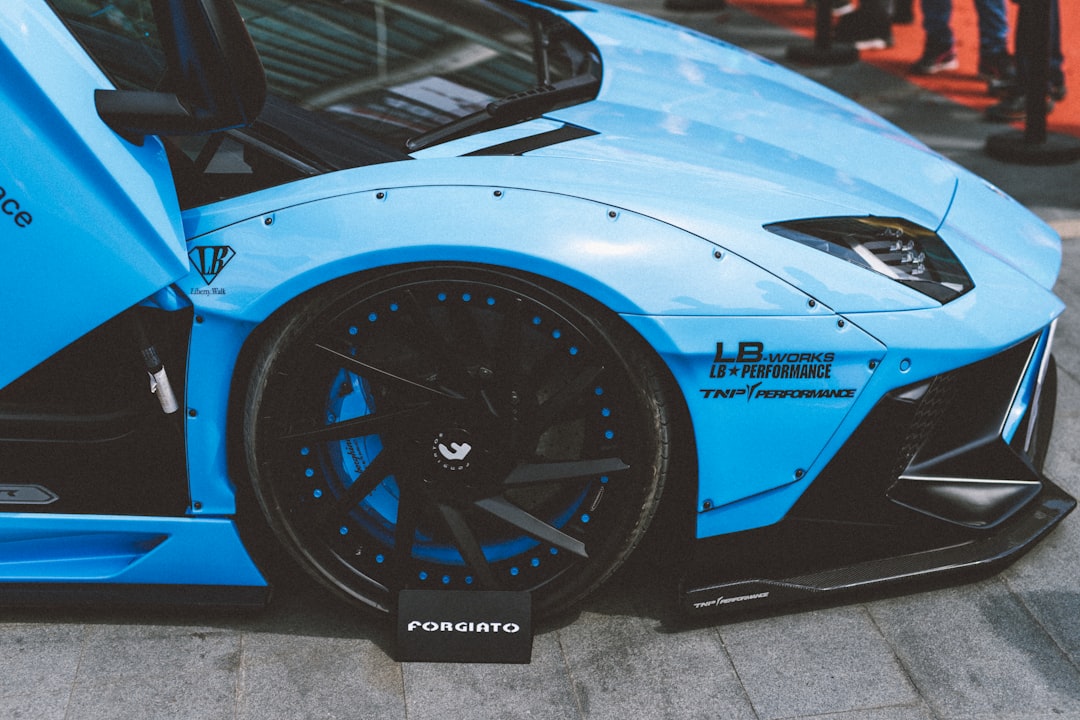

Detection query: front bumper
xmin=680 ymin=328 xmax=1075 ymax=616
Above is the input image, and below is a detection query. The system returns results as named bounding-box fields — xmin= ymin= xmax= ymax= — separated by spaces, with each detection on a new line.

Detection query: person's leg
xmin=910 ymin=0 xmax=958 ymax=73
xmin=920 ymin=0 xmax=954 ymax=49
xmin=663 ymin=0 xmax=727 ymax=11
xmin=974 ymin=0 xmax=1013 ymax=93
xmin=973 ymin=0 xmax=1009 ymax=57
xmin=834 ymin=0 xmax=894 ymax=49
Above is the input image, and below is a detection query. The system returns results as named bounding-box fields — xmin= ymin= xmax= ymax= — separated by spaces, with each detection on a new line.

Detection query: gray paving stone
xmin=237 ymin=631 xmax=405 ymax=720
xmin=798 ymin=706 xmax=938 ymax=720
xmin=1003 ymin=460 xmax=1080 ymax=668
xmin=1050 ymin=239 xmax=1080 ymax=390
xmin=718 ymin=606 xmax=919 ymax=719
xmin=67 ymin=673 xmax=237 ymax=720
xmin=999 ymin=294 xmax=1080 ymax=671
xmin=986 ymin=713 xmax=1080 ymax=720
xmin=53 ymin=621 xmax=243 ymax=720
xmin=0 ymin=623 xmax=85 ymax=701
xmin=0 ymin=692 xmax=69 ymax=720
xmin=867 ymin=582 xmax=1080 ymax=720
xmin=556 ymin=595 xmax=754 ymax=720
xmin=401 ymin=630 xmax=578 ymax=720
xmin=75 ymin=622 xmax=242 ymax=681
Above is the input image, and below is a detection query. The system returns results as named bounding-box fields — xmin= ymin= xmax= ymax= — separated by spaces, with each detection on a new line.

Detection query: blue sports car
xmin=0 ymin=0 xmax=1072 ymax=620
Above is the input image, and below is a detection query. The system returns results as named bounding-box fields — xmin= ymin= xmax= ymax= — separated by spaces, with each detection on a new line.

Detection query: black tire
xmin=242 ymin=265 xmax=671 ymax=618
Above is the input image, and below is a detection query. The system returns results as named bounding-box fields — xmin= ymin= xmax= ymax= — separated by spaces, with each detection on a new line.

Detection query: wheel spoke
xmin=533 ymin=363 xmax=604 ymax=429
xmin=249 ymin=269 xmax=665 ymax=618
xmin=315 ymin=343 xmax=464 ymax=400
xmin=493 ymin=296 xmax=525 ymax=378
xmin=401 ymin=289 xmax=476 ymax=391
xmin=444 ymin=292 xmax=491 ymax=363
xmin=324 ymin=449 xmax=393 ymax=523
xmin=504 ymin=457 xmax=629 ymax=487
xmin=392 ymin=471 xmax=422 ymax=581
xmin=281 ymin=404 xmax=431 ymax=444
xmin=486 ymin=297 xmax=526 ymax=422
xmin=432 ymin=501 xmax=500 ymax=589
xmin=474 ymin=496 xmax=588 ymax=558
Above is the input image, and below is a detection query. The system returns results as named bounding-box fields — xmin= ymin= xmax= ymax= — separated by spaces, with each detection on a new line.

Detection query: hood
xmin=509 ymin=2 xmax=1058 ymax=299
xmin=542 ymin=4 xmax=959 ymax=231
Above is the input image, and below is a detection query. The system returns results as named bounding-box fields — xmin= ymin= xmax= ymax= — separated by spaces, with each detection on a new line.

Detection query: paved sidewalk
xmin=3 ymin=3 xmax=1079 ymax=719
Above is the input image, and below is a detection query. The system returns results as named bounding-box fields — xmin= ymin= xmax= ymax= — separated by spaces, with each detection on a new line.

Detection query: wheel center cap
xmin=433 ymin=430 xmax=474 ymax=472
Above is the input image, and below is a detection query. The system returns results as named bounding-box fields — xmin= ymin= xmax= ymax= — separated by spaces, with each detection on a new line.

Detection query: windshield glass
xmin=249 ymin=0 xmax=592 ymax=146
xmin=52 ymin=0 xmax=599 ymax=205
xmin=53 ymin=0 xmax=599 ymax=150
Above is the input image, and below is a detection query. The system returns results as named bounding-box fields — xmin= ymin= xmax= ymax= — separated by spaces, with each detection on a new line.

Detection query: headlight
xmin=764 ymin=216 xmax=974 ymax=303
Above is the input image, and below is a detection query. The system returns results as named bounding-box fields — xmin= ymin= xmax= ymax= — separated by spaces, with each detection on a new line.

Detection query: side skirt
xmin=0 ymin=582 xmax=268 ymax=609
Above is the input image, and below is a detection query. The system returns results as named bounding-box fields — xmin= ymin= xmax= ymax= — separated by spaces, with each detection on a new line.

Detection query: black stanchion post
xmin=786 ymin=0 xmax=859 ymax=65
xmin=985 ymin=0 xmax=1080 ymax=164
xmin=1023 ymin=0 xmax=1051 ymax=144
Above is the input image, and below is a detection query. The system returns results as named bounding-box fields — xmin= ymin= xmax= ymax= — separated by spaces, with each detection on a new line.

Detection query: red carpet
xmin=730 ymin=0 xmax=1079 ymax=138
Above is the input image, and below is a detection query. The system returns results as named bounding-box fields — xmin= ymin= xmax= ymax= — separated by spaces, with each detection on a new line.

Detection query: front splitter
xmin=679 ymin=477 xmax=1075 ymax=617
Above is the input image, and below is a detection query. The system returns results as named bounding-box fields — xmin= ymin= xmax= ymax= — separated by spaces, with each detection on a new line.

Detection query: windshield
xmin=52 ymin=0 xmax=600 ymax=205
xmin=245 ymin=0 xmax=596 ymax=146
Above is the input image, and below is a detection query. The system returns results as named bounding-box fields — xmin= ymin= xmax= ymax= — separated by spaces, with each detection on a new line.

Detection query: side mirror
xmin=95 ymin=0 xmax=266 ymax=141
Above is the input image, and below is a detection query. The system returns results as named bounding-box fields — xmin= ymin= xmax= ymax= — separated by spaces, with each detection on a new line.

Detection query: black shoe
xmin=909 ymin=45 xmax=959 ymax=75
xmin=977 ymin=52 xmax=1016 ymax=97
xmin=831 ymin=0 xmax=856 ymax=16
xmin=985 ymin=94 xmax=1055 ymax=123
xmin=807 ymin=0 xmax=855 ymax=15
xmin=664 ymin=0 xmax=727 ymax=9
xmin=834 ymin=9 xmax=893 ymax=50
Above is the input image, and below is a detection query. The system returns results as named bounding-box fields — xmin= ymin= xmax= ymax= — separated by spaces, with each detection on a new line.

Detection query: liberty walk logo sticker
xmin=189 ymin=245 xmax=235 ymax=285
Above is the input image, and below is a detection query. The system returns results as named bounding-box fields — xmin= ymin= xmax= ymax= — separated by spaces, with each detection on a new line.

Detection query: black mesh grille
xmin=889 ymin=373 xmax=958 ymax=484
xmin=790 ymin=333 xmax=1043 ymax=524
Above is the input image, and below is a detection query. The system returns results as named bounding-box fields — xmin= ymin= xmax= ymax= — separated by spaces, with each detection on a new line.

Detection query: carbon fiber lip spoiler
xmin=679 ymin=478 xmax=1075 ymax=617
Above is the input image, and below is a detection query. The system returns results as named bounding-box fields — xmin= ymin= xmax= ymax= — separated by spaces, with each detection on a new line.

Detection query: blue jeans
xmin=919 ymin=0 xmax=1008 ymax=56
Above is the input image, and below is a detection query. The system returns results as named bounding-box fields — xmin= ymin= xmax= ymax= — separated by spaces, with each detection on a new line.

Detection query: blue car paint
xmin=0 ymin=515 xmax=264 ymax=586
xmin=177 ymin=168 xmax=1062 ymax=535
xmin=543 ymin=6 xmax=958 ymax=224
xmin=706 ymin=323 xmax=1059 ymax=533
xmin=185 ymin=313 xmax=257 ymax=517
xmin=0 ymin=0 xmax=1066 ymax=589
xmin=939 ymin=171 xmax=1062 ymax=290
xmin=0 ymin=3 xmax=188 ymax=389
xmin=1002 ymin=324 xmax=1054 ymax=447
xmin=183 ymin=183 xmax=883 ymax=525
xmin=180 ymin=180 xmax=825 ymax=519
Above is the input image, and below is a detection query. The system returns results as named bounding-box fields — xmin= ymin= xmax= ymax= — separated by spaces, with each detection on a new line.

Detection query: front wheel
xmin=242 ymin=266 xmax=672 ymax=618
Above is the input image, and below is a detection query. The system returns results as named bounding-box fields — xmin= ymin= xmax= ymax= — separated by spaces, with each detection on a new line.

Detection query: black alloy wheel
xmin=243 ymin=266 xmax=671 ymax=618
